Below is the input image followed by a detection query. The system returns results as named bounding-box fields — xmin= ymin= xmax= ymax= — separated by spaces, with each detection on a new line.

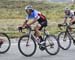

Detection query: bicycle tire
xmin=18 ymin=35 xmax=37 ymax=57
xmin=58 ymin=32 xmax=71 ymax=50
xmin=45 ymin=35 xmax=60 ymax=55
xmin=0 ymin=33 xmax=11 ymax=54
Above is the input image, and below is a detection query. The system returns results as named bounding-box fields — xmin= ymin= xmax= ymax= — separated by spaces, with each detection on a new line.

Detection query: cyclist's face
xmin=65 ymin=10 xmax=70 ymax=15
xmin=26 ymin=10 xmax=31 ymax=15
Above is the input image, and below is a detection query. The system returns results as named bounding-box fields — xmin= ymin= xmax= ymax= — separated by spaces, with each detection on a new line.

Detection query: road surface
xmin=0 ymin=39 xmax=75 ymax=60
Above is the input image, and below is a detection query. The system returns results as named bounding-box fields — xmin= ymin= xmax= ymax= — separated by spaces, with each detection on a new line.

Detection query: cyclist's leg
xmin=34 ymin=24 xmax=45 ymax=50
xmin=70 ymin=16 xmax=75 ymax=24
xmin=34 ymin=20 xmax=47 ymax=42
xmin=69 ymin=17 xmax=75 ymax=31
xmin=34 ymin=24 xmax=43 ymax=42
xmin=35 ymin=20 xmax=47 ymax=50
xmin=71 ymin=21 xmax=75 ymax=44
xmin=70 ymin=18 xmax=75 ymax=44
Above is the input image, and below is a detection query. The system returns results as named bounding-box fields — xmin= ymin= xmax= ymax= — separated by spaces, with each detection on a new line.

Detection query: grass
xmin=0 ymin=1 xmax=74 ymax=19
xmin=0 ymin=1 xmax=75 ymax=20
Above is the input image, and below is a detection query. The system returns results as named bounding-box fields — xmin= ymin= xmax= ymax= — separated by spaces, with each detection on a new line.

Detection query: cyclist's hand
xmin=18 ymin=26 xmax=22 ymax=32
xmin=25 ymin=24 xmax=30 ymax=28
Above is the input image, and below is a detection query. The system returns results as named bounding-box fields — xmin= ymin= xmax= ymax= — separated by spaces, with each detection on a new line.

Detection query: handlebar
xmin=18 ymin=26 xmax=34 ymax=33
xmin=58 ymin=23 xmax=70 ymax=30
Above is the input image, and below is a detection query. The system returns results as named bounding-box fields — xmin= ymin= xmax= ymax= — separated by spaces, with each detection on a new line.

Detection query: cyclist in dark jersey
xmin=64 ymin=7 xmax=75 ymax=24
xmin=19 ymin=5 xmax=47 ymax=50
xmin=64 ymin=7 xmax=75 ymax=44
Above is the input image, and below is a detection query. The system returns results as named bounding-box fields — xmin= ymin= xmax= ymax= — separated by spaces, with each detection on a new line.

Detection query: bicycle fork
xmin=26 ymin=33 xmax=31 ymax=46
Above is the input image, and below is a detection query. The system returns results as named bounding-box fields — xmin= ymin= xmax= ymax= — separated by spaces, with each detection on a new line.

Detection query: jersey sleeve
xmin=33 ymin=11 xmax=40 ymax=20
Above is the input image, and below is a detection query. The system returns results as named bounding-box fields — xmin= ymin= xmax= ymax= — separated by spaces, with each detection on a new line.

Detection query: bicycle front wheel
xmin=45 ymin=35 xmax=60 ymax=55
xmin=18 ymin=35 xmax=37 ymax=57
xmin=58 ymin=32 xmax=71 ymax=50
xmin=0 ymin=33 xmax=11 ymax=54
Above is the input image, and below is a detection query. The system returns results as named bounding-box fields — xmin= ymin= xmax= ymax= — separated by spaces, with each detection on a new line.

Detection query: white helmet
xmin=64 ymin=7 xmax=70 ymax=11
xmin=25 ymin=5 xmax=33 ymax=10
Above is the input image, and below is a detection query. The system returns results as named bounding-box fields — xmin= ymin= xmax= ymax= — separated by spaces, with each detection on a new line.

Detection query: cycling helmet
xmin=64 ymin=7 xmax=70 ymax=11
xmin=25 ymin=5 xmax=33 ymax=10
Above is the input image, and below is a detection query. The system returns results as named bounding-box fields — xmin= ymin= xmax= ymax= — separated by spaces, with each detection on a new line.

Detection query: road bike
xmin=18 ymin=26 xmax=60 ymax=57
xmin=58 ymin=23 xmax=75 ymax=50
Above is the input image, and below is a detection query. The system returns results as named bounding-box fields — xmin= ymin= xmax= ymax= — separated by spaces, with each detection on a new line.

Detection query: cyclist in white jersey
xmin=64 ymin=7 xmax=75 ymax=24
xmin=64 ymin=7 xmax=75 ymax=44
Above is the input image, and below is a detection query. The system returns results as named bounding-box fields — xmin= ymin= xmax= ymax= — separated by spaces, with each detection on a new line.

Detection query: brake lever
xmin=18 ymin=27 xmax=23 ymax=32
xmin=18 ymin=29 xmax=22 ymax=32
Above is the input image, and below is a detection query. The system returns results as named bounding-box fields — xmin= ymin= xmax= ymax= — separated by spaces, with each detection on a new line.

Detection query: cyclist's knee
xmin=35 ymin=25 xmax=41 ymax=31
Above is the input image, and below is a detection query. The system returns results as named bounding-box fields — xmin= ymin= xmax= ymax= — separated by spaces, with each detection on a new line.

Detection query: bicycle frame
xmin=59 ymin=23 xmax=75 ymax=41
xmin=23 ymin=27 xmax=48 ymax=45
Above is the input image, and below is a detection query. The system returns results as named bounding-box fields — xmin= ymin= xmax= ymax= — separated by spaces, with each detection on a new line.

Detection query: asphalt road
xmin=0 ymin=39 xmax=75 ymax=60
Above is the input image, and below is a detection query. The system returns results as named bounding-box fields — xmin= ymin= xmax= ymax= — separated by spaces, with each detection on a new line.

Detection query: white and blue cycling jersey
xmin=26 ymin=10 xmax=40 ymax=20
xmin=25 ymin=9 xmax=47 ymax=30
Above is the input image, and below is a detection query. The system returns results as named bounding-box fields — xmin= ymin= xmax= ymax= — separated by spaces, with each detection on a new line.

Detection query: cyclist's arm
xmin=22 ymin=20 xmax=28 ymax=27
xmin=22 ymin=15 xmax=29 ymax=27
xmin=64 ymin=17 xmax=67 ymax=24
xmin=70 ymin=16 xmax=75 ymax=23
xmin=28 ymin=18 xmax=38 ymax=26
xmin=28 ymin=15 xmax=40 ymax=26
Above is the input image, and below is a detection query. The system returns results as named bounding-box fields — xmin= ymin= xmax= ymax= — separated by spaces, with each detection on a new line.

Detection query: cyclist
xmin=64 ymin=7 xmax=75 ymax=24
xmin=64 ymin=7 xmax=75 ymax=44
xmin=18 ymin=5 xmax=47 ymax=50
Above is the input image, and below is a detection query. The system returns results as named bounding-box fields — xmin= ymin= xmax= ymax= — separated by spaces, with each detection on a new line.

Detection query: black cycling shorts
xmin=37 ymin=17 xmax=47 ymax=30
xmin=72 ymin=21 xmax=75 ymax=25
xmin=39 ymin=20 xmax=47 ymax=30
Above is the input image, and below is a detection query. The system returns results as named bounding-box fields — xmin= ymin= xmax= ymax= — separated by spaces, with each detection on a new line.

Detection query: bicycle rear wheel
xmin=0 ymin=33 xmax=11 ymax=54
xmin=18 ymin=35 xmax=37 ymax=57
xmin=58 ymin=32 xmax=71 ymax=50
xmin=45 ymin=35 xmax=60 ymax=55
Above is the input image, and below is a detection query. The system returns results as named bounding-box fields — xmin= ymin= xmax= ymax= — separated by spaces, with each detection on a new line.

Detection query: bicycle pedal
xmin=39 ymin=46 xmax=45 ymax=51
xmin=39 ymin=44 xmax=45 ymax=51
